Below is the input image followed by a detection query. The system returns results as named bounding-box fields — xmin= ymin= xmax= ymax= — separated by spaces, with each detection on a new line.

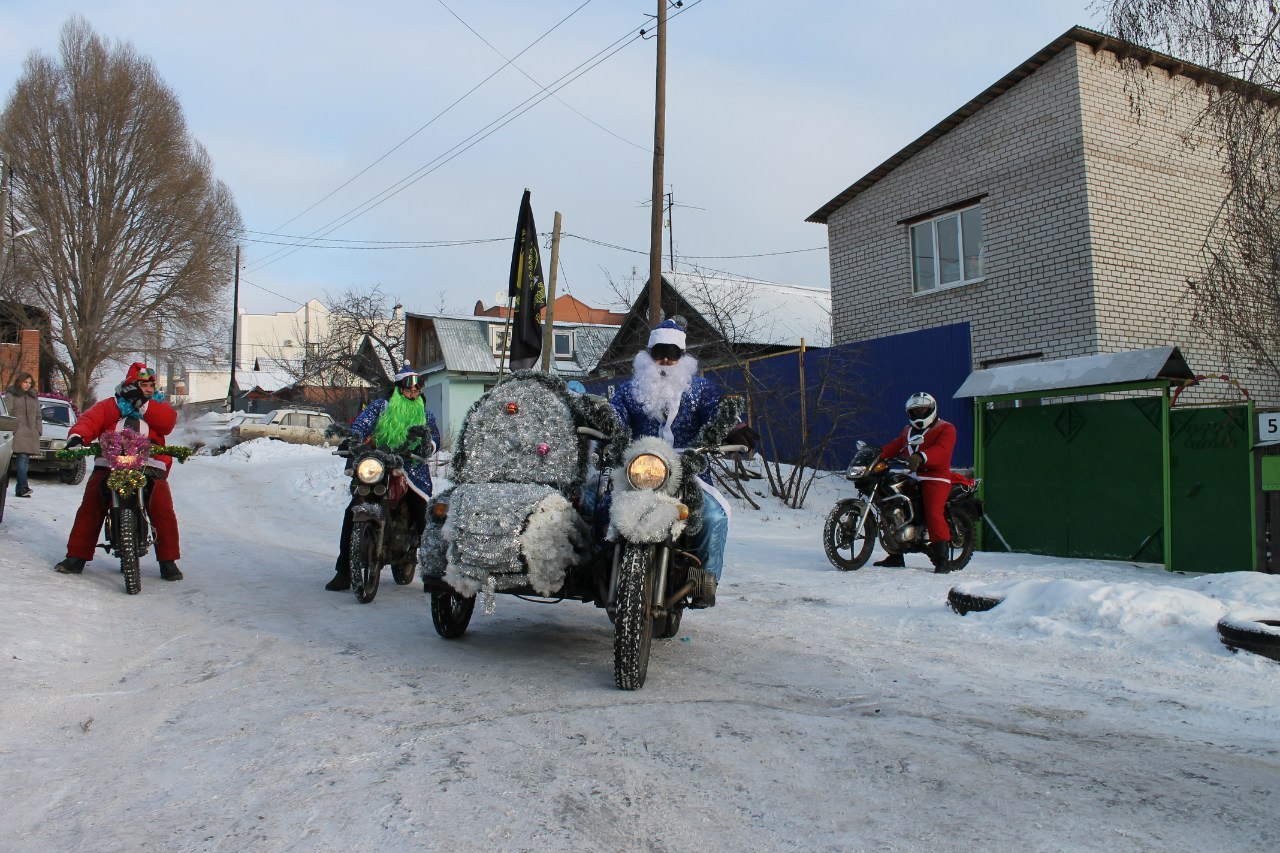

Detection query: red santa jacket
xmin=70 ymin=396 xmax=178 ymax=474
xmin=881 ymin=419 xmax=960 ymax=484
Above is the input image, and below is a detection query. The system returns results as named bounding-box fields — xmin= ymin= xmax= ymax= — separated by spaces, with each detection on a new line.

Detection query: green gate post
xmin=1249 ymin=398 xmax=1258 ymax=571
xmin=974 ymin=398 xmax=985 ymax=550
xmin=1162 ymin=386 xmax=1172 ymax=571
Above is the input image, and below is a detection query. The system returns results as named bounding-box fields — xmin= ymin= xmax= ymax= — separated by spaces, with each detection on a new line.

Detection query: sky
xmin=2 ymin=438 xmax=1277 ymax=850
xmin=0 ymin=1 xmax=1102 ymax=319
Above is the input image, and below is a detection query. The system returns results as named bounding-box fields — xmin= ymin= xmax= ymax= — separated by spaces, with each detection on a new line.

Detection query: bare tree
xmin=675 ymin=268 xmax=857 ymax=510
xmin=0 ymin=17 xmax=242 ymax=410
xmin=1099 ymin=0 xmax=1280 ymax=383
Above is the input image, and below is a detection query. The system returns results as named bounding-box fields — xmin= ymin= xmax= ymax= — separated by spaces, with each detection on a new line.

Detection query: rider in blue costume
xmin=325 ymin=364 xmax=441 ymax=591
xmin=609 ymin=318 xmax=731 ymax=604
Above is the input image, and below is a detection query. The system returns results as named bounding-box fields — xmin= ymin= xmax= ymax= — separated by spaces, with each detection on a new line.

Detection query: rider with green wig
xmin=325 ymin=363 xmax=441 ymax=591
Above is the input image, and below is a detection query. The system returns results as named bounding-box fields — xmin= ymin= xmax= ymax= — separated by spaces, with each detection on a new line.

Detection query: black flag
xmin=507 ymin=190 xmax=546 ymax=370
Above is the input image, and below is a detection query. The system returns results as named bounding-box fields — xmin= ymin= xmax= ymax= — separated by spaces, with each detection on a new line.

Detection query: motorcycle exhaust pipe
xmin=664 ymin=581 xmax=694 ymax=611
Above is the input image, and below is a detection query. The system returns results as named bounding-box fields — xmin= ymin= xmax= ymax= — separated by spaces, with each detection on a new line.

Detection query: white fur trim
xmin=647 ymin=326 xmax=686 ymax=350
xmin=630 ymin=351 xmax=697 ymax=444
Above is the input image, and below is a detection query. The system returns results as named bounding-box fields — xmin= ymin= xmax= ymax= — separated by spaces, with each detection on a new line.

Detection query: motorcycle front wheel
xmin=823 ymin=502 xmax=875 ymax=571
xmin=117 ymin=506 xmax=141 ymax=595
xmin=944 ymin=509 xmax=977 ymax=571
xmin=614 ymin=543 xmax=655 ymax=690
xmin=349 ymin=522 xmax=381 ymax=604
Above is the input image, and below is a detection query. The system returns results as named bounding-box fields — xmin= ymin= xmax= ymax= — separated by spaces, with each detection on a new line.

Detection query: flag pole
xmin=498 ymin=294 xmax=515 ymax=379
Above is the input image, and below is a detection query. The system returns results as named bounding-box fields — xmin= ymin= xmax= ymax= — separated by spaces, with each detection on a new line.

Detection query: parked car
xmin=231 ymin=407 xmax=335 ymax=447
xmin=0 ymin=397 xmax=15 ymax=522
xmin=183 ymin=410 xmax=268 ymax=453
xmin=21 ymin=395 xmax=88 ymax=484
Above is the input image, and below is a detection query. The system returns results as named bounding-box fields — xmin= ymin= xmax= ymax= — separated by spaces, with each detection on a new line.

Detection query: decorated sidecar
xmin=420 ymin=370 xmax=742 ymax=690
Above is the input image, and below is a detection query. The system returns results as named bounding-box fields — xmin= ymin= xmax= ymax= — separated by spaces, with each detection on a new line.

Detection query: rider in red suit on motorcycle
xmin=54 ymin=362 xmax=184 ymax=581
xmin=875 ymin=391 xmax=958 ymax=572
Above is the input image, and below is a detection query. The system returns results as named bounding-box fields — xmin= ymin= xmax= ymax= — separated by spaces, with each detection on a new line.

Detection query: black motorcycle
xmin=335 ymin=425 xmax=433 ymax=604
xmin=823 ymin=440 xmax=983 ymax=572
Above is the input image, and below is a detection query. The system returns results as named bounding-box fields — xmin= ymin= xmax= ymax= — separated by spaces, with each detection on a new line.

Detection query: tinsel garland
xmin=676 ymin=393 xmax=745 ymax=535
xmin=56 ymin=443 xmax=193 ymax=463
xmin=106 ymin=468 xmax=148 ymax=496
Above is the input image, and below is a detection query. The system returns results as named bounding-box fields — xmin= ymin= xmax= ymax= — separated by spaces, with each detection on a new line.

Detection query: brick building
xmin=809 ymin=25 xmax=1277 ymax=405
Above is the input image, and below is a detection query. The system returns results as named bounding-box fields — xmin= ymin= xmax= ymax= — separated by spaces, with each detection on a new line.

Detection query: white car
xmin=0 ymin=397 xmax=15 ymax=521
xmin=21 ymin=396 xmax=87 ymax=485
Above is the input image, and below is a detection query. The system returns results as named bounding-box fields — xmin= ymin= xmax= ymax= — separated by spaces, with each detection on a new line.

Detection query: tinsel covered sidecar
xmin=420 ymin=371 xmax=622 ymax=633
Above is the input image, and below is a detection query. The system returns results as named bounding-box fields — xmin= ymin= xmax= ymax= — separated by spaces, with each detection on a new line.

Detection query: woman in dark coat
xmin=4 ymin=371 xmax=41 ymax=497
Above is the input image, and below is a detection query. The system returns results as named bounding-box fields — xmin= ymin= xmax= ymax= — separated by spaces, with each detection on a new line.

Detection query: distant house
xmin=808 ymin=24 xmax=1279 ymax=406
xmin=404 ymin=302 xmax=621 ymax=443
xmin=592 ymin=270 xmax=831 ymax=378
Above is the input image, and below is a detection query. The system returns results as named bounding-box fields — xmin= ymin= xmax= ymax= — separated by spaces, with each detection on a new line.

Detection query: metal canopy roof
xmin=954 ymin=346 xmax=1195 ymax=400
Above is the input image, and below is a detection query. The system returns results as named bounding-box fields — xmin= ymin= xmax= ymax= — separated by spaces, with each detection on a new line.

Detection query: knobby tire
xmin=118 ymin=506 xmax=141 ymax=595
xmin=614 ymin=544 xmax=655 ymax=690
xmin=349 ymin=522 xmax=381 ymax=604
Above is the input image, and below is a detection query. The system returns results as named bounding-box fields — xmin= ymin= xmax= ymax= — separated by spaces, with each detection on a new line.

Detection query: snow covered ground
xmin=2 ymin=440 xmax=1278 ymax=852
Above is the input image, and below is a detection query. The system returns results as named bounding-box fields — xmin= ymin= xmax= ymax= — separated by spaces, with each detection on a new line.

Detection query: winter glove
xmin=121 ymin=382 xmax=145 ymax=405
xmin=725 ymin=424 xmax=760 ymax=455
xmin=337 ymin=438 xmax=351 ymax=453
xmin=65 ymin=435 xmax=84 ymax=449
xmin=906 ymin=452 xmax=924 ymax=472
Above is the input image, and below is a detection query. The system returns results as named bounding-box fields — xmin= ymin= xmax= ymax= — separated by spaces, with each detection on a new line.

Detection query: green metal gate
xmin=980 ymin=400 xmax=1253 ymax=572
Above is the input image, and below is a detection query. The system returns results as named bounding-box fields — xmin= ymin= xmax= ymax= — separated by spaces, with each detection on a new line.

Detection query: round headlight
xmin=356 ymin=458 xmax=386 ymax=484
xmin=626 ymin=453 xmax=669 ymax=490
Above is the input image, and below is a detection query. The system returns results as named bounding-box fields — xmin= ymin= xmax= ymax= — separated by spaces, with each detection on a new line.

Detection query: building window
xmin=554 ymin=330 xmax=573 ymax=357
xmin=910 ymin=204 xmax=984 ymax=292
xmin=489 ymin=326 xmax=509 ymax=356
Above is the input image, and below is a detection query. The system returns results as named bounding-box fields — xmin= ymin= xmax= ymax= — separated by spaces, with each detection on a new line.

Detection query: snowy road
xmin=1 ymin=441 xmax=1277 ymax=852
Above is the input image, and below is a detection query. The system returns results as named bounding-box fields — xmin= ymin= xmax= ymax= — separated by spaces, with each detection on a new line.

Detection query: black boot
xmin=325 ymin=570 xmax=351 ymax=591
xmin=873 ymin=552 xmax=905 ymax=567
xmin=55 ymin=557 xmax=86 ymax=574
xmin=159 ymin=561 xmax=183 ymax=581
xmin=927 ymin=541 xmax=953 ymax=573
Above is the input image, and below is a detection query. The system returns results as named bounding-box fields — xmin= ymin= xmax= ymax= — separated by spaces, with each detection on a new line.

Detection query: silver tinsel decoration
xmin=422 ymin=375 xmax=597 ymax=608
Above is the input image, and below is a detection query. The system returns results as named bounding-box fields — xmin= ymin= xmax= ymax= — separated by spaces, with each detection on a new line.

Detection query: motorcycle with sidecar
xmin=420 ymin=370 xmax=744 ymax=690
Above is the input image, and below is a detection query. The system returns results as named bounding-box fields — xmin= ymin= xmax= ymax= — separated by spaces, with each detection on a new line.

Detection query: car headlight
xmin=49 ymin=439 xmax=65 ymax=450
xmin=356 ymin=458 xmax=386 ymax=484
xmin=626 ymin=453 xmax=669 ymax=490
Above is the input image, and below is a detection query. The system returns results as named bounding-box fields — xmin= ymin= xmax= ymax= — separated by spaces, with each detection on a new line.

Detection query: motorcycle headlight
xmin=626 ymin=453 xmax=669 ymax=490
xmin=356 ymin=458 xmax=386 ymax=484
xmin=846 ymin=464 xmax=868 ymax=479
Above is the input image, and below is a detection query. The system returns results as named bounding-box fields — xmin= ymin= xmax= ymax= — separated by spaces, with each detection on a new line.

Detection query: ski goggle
xmin=135 ymin=368 xmax=156 ymax=382
xmin=649 ymin=344 xmax=683 ymax=362
xmin=397 ymin=375 xmax=420 ymax=389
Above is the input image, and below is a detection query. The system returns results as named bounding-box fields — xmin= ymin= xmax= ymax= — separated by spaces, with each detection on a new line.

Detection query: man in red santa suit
xmin=875 ymin=391 xmax=958 ymax=573
xmin=54 ymin=362 xmax=184 ymax=581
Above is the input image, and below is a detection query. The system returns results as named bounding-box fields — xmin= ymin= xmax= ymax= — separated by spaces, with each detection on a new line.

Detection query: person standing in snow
xmin=874 ymin=391 xmax=958 ymax=573
xmin=4 ymin=371 xmax=41 ymax=498
xmin=325 ymin=364 xmax=441 ymax=591
xmin=608 ymin=317 xmax=752 ymax=606
xmin=54 ymin=363 xmax=184 ymax=581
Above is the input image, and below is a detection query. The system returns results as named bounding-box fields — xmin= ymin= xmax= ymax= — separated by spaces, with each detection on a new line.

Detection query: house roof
xmin=953 ymin=346 xmax=1195 ymax=399
xmin=416 ymin=314 xmax=618 ymax=378
xmin=664 ymin=270 xmax=831 ymax=347
xmin=807 ymin=25 xmax=1249 ymax=224
xmin=235 ymin=368 xmax=296 ymax=393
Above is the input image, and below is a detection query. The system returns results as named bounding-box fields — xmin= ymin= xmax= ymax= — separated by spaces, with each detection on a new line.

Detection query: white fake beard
xmin=631 ymin=350 xmax=698 ymax=425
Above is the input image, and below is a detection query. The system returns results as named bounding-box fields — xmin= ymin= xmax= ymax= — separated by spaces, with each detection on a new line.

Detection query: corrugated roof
xmin=808 ymin=26 xmax=1253 ymax=224
xmin=954 ymin=346 xmax=1195 ymax=399
xmin=665 ymin=271 xmax=831 ymax=347
xmin=432 ymin=317 xmax=499 ymax=374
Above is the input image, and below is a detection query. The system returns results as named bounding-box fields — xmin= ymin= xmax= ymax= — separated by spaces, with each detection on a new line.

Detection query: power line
xmin=272 ymin=1 xmax=594 ymax=233
xmin=436 ymin=0 xmax=650 ymax=154
xmin=246 ymin=1 xmax=707 ymax=275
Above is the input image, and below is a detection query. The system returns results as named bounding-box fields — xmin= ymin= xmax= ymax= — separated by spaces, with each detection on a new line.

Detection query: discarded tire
xmin=947 ymin=587 xmax=1004 ymax=616
xmin=1216 ymin=611 xmax=1280 ymax=663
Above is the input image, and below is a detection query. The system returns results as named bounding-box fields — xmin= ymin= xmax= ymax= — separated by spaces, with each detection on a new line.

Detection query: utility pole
xmin=540 ymin=211 xmax=563 ymax=373
xmin=666 ymin=190 xmax=675 ymax=272
xmin=647 ymin=0 xmax=668 ymax=327
xmin=227 ymin=245 xmax=240 ymax=412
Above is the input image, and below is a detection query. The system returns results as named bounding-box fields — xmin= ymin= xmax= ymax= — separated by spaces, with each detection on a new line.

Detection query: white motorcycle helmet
xmin=906 ymin=392 xmax=938 ymax=430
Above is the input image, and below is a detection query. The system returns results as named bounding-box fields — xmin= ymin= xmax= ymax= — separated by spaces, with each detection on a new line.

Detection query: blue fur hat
xmin=393 ymin=362 xmax=419 ymax=386
xmin=647 ymin=317 xmax=687 ymax=351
